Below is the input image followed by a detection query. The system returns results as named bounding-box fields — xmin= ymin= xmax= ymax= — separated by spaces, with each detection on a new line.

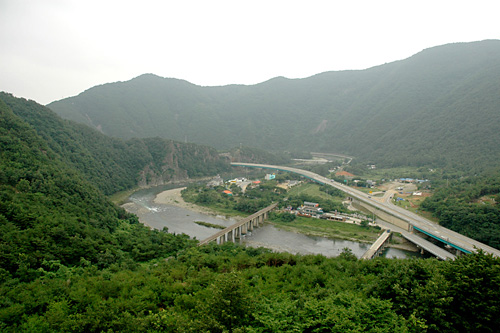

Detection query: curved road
xmin=231 ymin=162 xmax=500 ymax=258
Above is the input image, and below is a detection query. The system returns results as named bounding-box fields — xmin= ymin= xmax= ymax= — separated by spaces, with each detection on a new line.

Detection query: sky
xmin=1 ymin=0 xmax=499 ymax=105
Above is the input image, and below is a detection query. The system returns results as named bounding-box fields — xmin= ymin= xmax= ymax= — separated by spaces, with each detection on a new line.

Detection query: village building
xmin=298 ymin=201 xmax=324 ymax=217
xmin=321 ymin=213 xmax=346 ymax=222
xmin=228 ymin=177 xmax=247 ymax=184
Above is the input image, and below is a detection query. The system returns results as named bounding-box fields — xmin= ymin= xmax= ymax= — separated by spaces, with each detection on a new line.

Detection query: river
xmin=124 ymin=185 xmax=421 ymax=259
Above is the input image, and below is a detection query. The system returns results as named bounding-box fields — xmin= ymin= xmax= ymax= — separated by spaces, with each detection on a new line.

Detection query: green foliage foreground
xmin=1 ymin=243 xmax=499 ymax=332
xmin=2 ymin=81 xmax=500 ymax=331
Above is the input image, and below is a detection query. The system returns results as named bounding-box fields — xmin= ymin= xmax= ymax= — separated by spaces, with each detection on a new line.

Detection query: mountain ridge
xmin=48 ymin=40 xmax=500 ymax=170
xmin=0 ymin=92 xmax=231 ymax=194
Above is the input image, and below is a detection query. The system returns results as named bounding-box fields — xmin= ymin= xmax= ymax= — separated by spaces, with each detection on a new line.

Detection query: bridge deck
xmin=198 ymin=203 xmax=277 ymax=246
xmin=231 ymin=162 xmax=500 ymax=259
xmin=401 ymin=231 xmax=456 ymax=260
xmin=361 ymin=231 xmax=391 ymax=259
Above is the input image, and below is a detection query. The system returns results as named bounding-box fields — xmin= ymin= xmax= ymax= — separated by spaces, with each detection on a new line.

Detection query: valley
xmin=48 ymin=40 xmax=500 ymax=171
xmin=1 ymin=40 xmax=500 ymax=331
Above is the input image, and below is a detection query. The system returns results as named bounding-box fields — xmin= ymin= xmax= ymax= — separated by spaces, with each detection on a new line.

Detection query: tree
xmin=197 ymin=271 xmax=252 ymax=332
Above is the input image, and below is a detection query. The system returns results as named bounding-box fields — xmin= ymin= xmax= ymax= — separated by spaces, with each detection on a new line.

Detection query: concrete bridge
xmin=198 ymin=203 xmax=278 ymax=246
xmin=231 ymin=162 xmax=500 ymax=259
xmin=401 ymin=230 xmax=456 ymax=260
xmin=361 ymin=230 xmax=392 ymax=259
xmin=354 ymin=200 xmax=457 ymax=259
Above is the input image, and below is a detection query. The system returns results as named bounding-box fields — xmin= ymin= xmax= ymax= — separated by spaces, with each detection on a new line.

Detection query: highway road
xmin=232 ymin=162 xmax=500 ymax=258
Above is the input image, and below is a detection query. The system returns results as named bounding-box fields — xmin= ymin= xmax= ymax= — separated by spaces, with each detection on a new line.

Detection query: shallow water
xmin=125 ymin=186 xmax=421 ymax=259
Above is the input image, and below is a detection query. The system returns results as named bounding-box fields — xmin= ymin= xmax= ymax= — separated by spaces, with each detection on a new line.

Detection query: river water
xmin=125 ymin=185 xmax=420 ymax=259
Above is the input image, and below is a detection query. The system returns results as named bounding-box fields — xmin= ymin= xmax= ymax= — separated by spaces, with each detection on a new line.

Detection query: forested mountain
xmin=48 ymin=40 xmax=500 ymax=171
xmin=0 ymin=93 xmax=230 ymax=280
xmin=1 ymin=93 xmax=500 ymax=332
xmin=0 ymin=95 xmax=197 ymax=281
xmin=1 ymin=93 xmax=230 ymax=194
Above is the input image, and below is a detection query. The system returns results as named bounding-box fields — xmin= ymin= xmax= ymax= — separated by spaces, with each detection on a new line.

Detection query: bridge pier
xmin=361 ymin=231 xmax=392 ymax=259
xmin=356 ymin=201 xmax=410 ymax=231
xmin=231 ymin=162 xmax=500 ymax=259
xmin=198 ymin=203 xmax=278 ymax=246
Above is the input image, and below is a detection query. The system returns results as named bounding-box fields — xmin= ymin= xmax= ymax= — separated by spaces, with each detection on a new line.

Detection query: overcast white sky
xmin=1 ymin=0 xmax=499 ymax=105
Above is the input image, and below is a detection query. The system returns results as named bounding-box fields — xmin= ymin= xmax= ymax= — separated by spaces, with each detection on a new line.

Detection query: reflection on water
xmin=243 ymin=225 xmax=370 ymax=258
xmin=383 ymin=247 xmax=419 ymax=259
xmin=125 ymin=186 xmax=421 ymax=259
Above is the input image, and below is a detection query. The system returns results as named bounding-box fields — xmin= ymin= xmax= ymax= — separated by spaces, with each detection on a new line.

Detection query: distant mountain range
xmin=48 ymin=40 xmax=500 ymax=170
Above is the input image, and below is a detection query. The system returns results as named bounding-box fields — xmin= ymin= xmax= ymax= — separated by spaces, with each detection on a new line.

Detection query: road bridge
xmin=231 ymin=162 xmax=500 ymax=259
xmin=361 ymin=231 xmax=392 ymax=259
xmin=401 ymin=231 xmax=456 ymax=260
xmin=198 ymin=203 xmax=277 ymax=246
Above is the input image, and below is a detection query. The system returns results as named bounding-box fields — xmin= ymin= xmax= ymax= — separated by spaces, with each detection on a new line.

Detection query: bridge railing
xmin=230 ymin=162 xmax=500 ymax=259
xmin=198 ymin=203 xmax=278 ymax=246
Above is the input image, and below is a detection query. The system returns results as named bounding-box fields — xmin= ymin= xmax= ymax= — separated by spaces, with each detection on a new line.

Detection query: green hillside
xmin=0 ymin=92 xmax=229 ymax=279
xmin=1 ymin=93 xmax=230 ymax=194
xmin=1 ymin=93 xmax=500 ymax=332
xmin=48 ymin=40 xmax=500 ymax=171
xmin=0 ymin=96 xmax=197 ymax=281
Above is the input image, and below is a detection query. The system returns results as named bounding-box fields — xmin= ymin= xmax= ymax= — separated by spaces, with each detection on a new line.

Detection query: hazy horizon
xmin=1 ymin=0 xmax=499 ymax=104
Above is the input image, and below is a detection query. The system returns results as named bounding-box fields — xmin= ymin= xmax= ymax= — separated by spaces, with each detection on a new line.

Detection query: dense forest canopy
xmin=420 ymin=170 xmax=500 ymax=249
xmin=1 ymin=93 xmax=230 ymax=194
xmin=2 ymin=241 xmax=499 ymax=332
xmin=0 ymin=96 xmax=196 ymax=281
xmin=48 ymin=40 xmax=500 ymax=171
xmin=2 ymin=36 xmax=500 ymax=331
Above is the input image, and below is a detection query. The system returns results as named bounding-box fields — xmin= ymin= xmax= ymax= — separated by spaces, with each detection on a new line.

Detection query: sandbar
xmin=153 ymin=187 xmax=217 ymax=216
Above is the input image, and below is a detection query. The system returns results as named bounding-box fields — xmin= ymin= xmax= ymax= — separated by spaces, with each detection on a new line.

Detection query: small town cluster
xmin=206 ymin=173 xmax=374 ymax=227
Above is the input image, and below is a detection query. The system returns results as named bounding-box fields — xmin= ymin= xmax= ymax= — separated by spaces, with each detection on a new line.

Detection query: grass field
xmin=361 ymin=166 xmax=429 ymax=180
xmin=271 ymin=216 xmax=381 ymax=243
xmin=287 ymin=183 xmax=343 ymax=200
xmin=350 ymin=186 xmax=376 ymax=194
xmin=109 ymin=187 xmax=140 ymax=205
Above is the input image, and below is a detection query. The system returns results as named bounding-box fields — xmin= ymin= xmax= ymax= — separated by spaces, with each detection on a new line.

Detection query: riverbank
xmin=120 ymin=187 xmax=219 ymax=229
xmin=146 ymin=187 xmax=419 ymax=252
xmin=153 ymin=187 xmax=237 ymax=218
xmin=268 ymin=219 xmax=379 ymax=244
xmin=270 ymin=223 xmax=375 ymax=244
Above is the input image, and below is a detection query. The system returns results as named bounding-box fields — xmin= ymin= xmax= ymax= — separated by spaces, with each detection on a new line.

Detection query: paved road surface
xmin=232 ymin=162 xmax=500 ymax=258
